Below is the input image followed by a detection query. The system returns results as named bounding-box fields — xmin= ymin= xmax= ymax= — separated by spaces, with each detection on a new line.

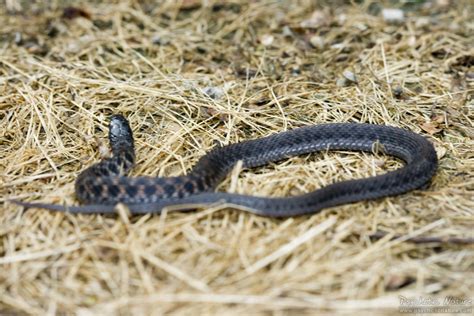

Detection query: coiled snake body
xmin=14 ymin=115 xmax=438 ymax=217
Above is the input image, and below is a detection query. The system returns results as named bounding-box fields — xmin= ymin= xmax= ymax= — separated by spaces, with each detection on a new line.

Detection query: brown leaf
xmin=62 ymin=7 xmax=91 ymax=20
xmin=179 ymin=0 xmax=202 ymax=10
xmin=385 ymin=274 xmax=416 ymax=291
xmin=432 ymin=114 xmax=445 ymax=124
xmin=420 ymin=121 xmax=442 ymax=135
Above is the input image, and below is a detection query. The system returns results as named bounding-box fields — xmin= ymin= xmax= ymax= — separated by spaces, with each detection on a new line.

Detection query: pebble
xmin=342 ymin=70 xmax=357 ymax=83
xmin=202 ymin=86 xmax=224 ymax=100
xmin=152 ymin=34 xmax=170 ymax=45
xmin=382 ymin=8 xmax=404 ymax=23
xmin=260 ymin=34 xmax=274 ymax=46
xmin=309 ymin=35 xmax=324 ymax=49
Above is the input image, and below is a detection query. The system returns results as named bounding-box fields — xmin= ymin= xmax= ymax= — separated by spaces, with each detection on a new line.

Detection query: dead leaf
xmin=420 ymin=121 xmax=442 ymax=134
xmin=62 ymin=7 xmax=91 ymax=20
xmin=179 ymin=0 xmax=201 ymax=10
xmin=385 ymin=274 xmax=416 ymax=291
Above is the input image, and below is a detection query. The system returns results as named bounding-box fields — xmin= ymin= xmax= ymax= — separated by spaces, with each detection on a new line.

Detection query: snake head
xmin=109 ymin=114 xmax=134 ymax=151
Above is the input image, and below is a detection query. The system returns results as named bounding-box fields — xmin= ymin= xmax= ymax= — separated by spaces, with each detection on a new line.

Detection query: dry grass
xmin=1 ymin=0 xmax=473 ymax=314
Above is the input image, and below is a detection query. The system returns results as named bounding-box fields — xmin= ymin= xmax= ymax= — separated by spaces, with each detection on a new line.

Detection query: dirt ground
xmin=1 ymin=0 xmax=473 ymax=314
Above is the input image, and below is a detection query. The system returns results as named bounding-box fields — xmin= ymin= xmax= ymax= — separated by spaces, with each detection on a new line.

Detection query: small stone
xmin=291 ymin=67 xmax=301 ymax=76
xmin=309 ymin=35 xmax=324 ymax=49
xmin=354 ymin=22 xmax=368 ymax=31
xmin=151 ymin=34 xmax=169 ymax=45
xmin=392 ymin=86 xmax=404 ymax=99
xmin=202 ymin=86 xmax=224 ymax=100
xmin=331 ymin=43 xmax=345 ymax=50
xmin=336 ymin=77 xmax=349 ymax=87
xmin=14 ymin=32 xmax=22 ymax=45
xmin=436 ymin=0 xmax=450 ymax=8
xmin=67 ymin=42 xmax=80 ymax=54
xmin=282 ymin=26 xmax=293 ymax=37
xmin=382 ymin=8 xmax=404 ymax=23
xmin=449 ymin=22 xmax=460 ymax=31
xmin=300 ymin=10 xmax=329 ymax=28
xmin=260 ymin=34 xmax=274 ymax=46
xmin=337 ymin=14 xmax=347 ymax=24
xmin=415 ymin=17 xmax=430 ymax=28
xmin=342 ymin=70 xmax=357 ymax=83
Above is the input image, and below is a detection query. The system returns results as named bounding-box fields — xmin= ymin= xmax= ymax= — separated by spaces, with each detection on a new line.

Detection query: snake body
xmin=14 ymin=115 xmax=438 ymax=217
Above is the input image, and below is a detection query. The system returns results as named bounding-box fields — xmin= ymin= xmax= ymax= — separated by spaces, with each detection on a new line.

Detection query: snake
xmin=13 ymin=114 xmax=438 ymax=217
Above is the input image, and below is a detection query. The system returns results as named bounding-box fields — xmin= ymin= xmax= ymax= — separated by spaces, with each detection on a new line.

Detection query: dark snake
xmin=13 ymin=115 xmax=438 ymax=217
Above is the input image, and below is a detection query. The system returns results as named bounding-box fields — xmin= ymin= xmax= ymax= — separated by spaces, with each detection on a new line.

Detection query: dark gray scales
xmin=13 ymin=115 xmax=438 ymax=217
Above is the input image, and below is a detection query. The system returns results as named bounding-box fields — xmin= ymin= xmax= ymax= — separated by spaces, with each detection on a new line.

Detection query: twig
xmin=369 ymin=231 xmax=474 ymax=245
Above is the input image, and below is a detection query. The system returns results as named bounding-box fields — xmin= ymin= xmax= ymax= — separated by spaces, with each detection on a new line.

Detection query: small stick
xmin=368 ymin=231 xmax=474 ymax=245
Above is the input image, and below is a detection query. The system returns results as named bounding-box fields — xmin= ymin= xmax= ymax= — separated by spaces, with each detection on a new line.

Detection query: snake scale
xmin=13 ymin=114 xmax=438 ymax=217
